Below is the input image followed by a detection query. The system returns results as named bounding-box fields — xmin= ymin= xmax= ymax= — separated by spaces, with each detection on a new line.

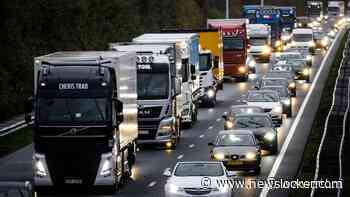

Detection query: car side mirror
xmin=113 ymin=98 xmax=124 ymax=123
xmin=24 ymin=97 xmax=34 ymax=124
xmin=208 ymin=142 xmax=214 ymax=146
xmin=163 ymin=170 xmax=172 ymax=177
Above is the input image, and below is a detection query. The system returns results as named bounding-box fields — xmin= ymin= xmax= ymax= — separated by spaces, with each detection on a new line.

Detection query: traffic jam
xmin=23 ymin=2 xmax=349 ymax=197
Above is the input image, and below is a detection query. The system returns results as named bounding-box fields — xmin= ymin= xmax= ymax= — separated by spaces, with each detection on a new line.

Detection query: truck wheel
xmin=253 ymin=166 xmax=261 ymax=175
xmin=208 ymin=95 xmax=217 ymax=108
xmin=287 ymin=108 xmax=292 ymax=118
xmin=270 ymin=141 xmax=278 ymax=155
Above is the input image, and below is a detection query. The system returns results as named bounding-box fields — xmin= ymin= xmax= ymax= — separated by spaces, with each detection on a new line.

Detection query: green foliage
xmin=0 ymin=0 xmax=204 ymax=121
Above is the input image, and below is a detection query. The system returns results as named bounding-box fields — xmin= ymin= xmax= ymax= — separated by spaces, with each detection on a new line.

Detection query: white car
xmin=244 ymin=90 xmax=283 ymax=126
xmin=164 ymin=161 xmax=233 ymax=197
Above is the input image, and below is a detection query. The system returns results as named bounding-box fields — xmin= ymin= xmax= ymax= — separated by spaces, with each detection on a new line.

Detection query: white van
xmin=290 ymin=28 xmax=315 ymax=54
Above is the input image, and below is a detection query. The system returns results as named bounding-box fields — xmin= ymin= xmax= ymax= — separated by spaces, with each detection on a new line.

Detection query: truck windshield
xmin=223 ymin=37 xmax=244 ymax=51
xmin=293 ymin=34 xmax=313 ymax=42
xmin=38 ymin=98 xmax=110 ymax=123
xmin=137 ymin=73 xmax=169 ymax=100
xmin=250 ymin=38 xmax=267 ymax=46
xmin=199 ymin=54 xmax=212 ymax=71
xmin=328 ymin=7 xmax=340 ymax=12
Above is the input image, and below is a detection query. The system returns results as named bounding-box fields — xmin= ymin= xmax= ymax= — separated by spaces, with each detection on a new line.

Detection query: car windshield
xmin=293 ymin=33 xmax=313 ymax=42
xmin=174 ymin=163 xmax=224 ymax=177
xmin=266 ymin=72 xmax=293 ymax=79
xmin=216 ymin=134 xmax=256 ymax=146
xmin=233 ymin=116 xmax=272 ymax=128
xmin=137 ymin=73 xmax=169 ymax=100
xmin=313 ymin=32 xmax=324 ymax=39
xmin=262 ymin=87 xmax=289 ymax=97
xmin=250 ymin=38 xmax=267 ymax=46
xmin=248 ymin=92 xmax=279 ymax=102
xmin=328 ymin=7 xmax=340 ymax=12
xmin=273 ymin=65 xmax=293 ymax=71
xmin=199 ymin=54 xmax=212 ymax=71
xmin=223 ymin=37 xmax=244 ymax=50
xmin=38 ymin=98 xmax=110 ymax=123
xmin=285 ymin=60 xmax=305 ymax=68
xmin=276 ymin=53 xmax=302 ymax=60
xmin=232 ymin=107 xmax=261 ymax=114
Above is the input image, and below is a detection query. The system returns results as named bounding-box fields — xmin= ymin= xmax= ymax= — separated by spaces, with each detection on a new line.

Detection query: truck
xmin=247 ymin=24 xmax=272 ymax=62
xmin=25 ymin=51 xmax=138 ymax=192
xmin=255 ymin=7 xmax=282 ymax=49
xmin=110 ymin=43 xmax=182 ymax=149
xmin=132 ymin=33 xmax=199 ymax=128
xmin=347 ymin=1 xmax=350 ymax=16
xmin=328 ymin=1 xmax=345 ymax=18
xmin=290 ymin=28 xmax=315 ymax=54
xmin=306 ymin=1 xmax=324 ymax=19
xmin=160 ymin=28 xmax=224 ymax=107
xmin=207 ymin=19 xmax=249 ymax=81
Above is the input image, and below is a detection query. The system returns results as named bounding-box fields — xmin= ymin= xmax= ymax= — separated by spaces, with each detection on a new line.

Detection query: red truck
xmin=207 ymin=19 xmax=249 ymax=81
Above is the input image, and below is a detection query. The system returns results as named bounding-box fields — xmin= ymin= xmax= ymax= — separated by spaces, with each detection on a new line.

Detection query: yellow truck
xmin=161 ymin=28 xmax=224 ymax=107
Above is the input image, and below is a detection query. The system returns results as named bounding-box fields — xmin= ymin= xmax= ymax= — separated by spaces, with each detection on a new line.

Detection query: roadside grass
xmin=290 ymin=31 xmax=349 ymax=196
xmin=0 ymin=127 xmax=32 ymax=158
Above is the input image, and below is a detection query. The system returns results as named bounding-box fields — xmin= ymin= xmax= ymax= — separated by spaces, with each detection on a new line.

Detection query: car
xmin=265 ymin=71 xmax=297 ymax=97
xmin=244 ymin=90 xmax=283 ymax=126
xmin=313 ymin=30 xmax=329 ymax=50
xmin=209 ymin=130 xmax=261 ymax=173
xmin=222 ymin=114 xmax=278 ymax=154
xmin=246 ymin=53 xmax=257 ymax=74
xmin=284 ymin=59 xmax=311 ymax=82
xmin=222 ymin=105 xmax=265 ymax=129
xmin=261 ymin=85 xmax=292 ymax=117
xmin=164 ymin=161 xmax=233 ymax=197
xmin=256 ymin=77 xmax=296 ymax=97
xmin=285 ymin=48 xmax=312 ymax=66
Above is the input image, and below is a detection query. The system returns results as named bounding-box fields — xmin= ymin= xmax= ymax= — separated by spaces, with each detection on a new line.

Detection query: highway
xmin=0 ymin=46 xmax=326 ymax=197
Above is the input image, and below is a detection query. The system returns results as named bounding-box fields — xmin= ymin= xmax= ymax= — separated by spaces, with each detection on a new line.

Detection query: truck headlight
xmin=272 ymin=106 xmax=282 ymax=114
xmin=264 ymin=132 xmax=275 ymax=141
xmin=158 ymin=117 xmax=175 ymax=135
xmin=245 ymin=152 xmax=256 ymax=160
xmin=207 ymin=88 xmax=215 ymax=98
xmin=289 ymin=82 xmax=296 ymax=89
xmin=283 ymin=99 xmax=291 ymax=106
xmin=168 ymin=184 xmax=184 ymax=193
xmin=306 ymin=55 xmax=312 ymax=61
xmin=321 ymin=37 xmax=329 ymax=46
xmin=275 ymin=40 xmax=282 ymax=47
xmin=303 ymin=68 xmax=310 ymax=76
xmin=249 ymin=60 xmax=256 ymax=68
xmin=225 ymin=121 xmax=234 ymax=129
xmin=308 ymin=41 xmax=315 ymax=47
xmin=34 ymin=153 xmax=48 ymax=177
xmin=238 ymin=66 xmax=247 ymax=73
xmin=263 ymin=45 xmax=271 ymax=54
xmin=213 ymin=152 xmax=225 ymax=160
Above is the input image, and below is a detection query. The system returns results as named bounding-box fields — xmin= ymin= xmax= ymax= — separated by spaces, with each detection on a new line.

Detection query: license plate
xmin=228 ymin=160 xmax=243 ymax=165
xmin=65 ymin=179 xmax=82 ymax=184
xmin=139 ymin=130 xmax=149 ymax=135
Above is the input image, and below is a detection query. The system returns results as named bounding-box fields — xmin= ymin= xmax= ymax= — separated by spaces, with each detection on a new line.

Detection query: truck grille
xmin=138 ymin=106 xmax=162 ymax=118
xmin=138 ymin=120 xmax=160 ymax=140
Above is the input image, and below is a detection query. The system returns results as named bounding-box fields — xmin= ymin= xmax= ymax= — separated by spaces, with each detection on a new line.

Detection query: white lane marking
xmin=259 ymin=28 xmax=345 ymax=197
xmin=189 ymin=144 xmax=195 ymax=148
xmin=148 ymin=181 xmax=157 ymax=187
xmin=208 ymin=126 xmax=213 ymax=130
xmin=177 ymin=154 xmax=184 ymax=160
xmin=216 ymin=118 xmax=221 ymax=122
xmin=199 ymin=134 xmax=205 ymax=138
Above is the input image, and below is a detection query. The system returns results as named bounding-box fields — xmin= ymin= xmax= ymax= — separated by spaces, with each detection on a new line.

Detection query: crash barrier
xmin=0 ymin=181 xmax=33 ymax=197
xmin=311 ymin=33 xmax=350 ymax=197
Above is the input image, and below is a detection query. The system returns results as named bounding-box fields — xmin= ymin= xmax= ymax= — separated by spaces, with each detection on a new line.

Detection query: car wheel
xmin=208 ymin=95 xmax=217 ymax=108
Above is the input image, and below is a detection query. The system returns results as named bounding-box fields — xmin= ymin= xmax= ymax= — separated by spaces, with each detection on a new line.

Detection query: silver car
xmin=222 ymin=105 xmax=264 ymax=129
xmin=209 ymin=130 xmax=261 ymax=174
xmin=261 ymin=85 xmax=293 ymax=117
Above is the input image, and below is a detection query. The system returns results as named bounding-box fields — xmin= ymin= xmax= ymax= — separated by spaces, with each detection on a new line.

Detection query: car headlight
xmin=272 ymin=106 xmax=282 ymax=114
xmin=264 ymin=132 xmax=275 ymax=141
xmin=100 ymin=159 xmax=112 ymax=176
xmin=303 ymin=68 xmax=310 ymax=76
xmin=34 ymin=153 xmax=48 ymax=177
xmin=308 ymin=41 xmax=315 ymax=47
xmin=247 ymin=48 xmax=251 ymax=53
xmin=245 ymin=152 xmax=256 ymax=160
xmin=263 ymin=45 xmax=271 ymax=54
xmin=289 ymin=82 xmax=296 ymax=89
xmin=291 ymin=41 xmax=296 ymax=46
xmin=207 ymin=88 xmax=215 ymax=98
xmin=283 ymin=99 xmax=291 ymax=106
xmin=238 ymin=66 xmax=247 ymax=73
xmin=321 ymin=37 xmax=329 ymax=46
xmin=249 ymin=60 xmax=256 ymax=68
xmin=225 ymin=121 xmax=234 ymax=129
xmin=213 ymin=152 xmax=225 ymax=160
xmin=168 ymin=184 xmax=184 ymax=193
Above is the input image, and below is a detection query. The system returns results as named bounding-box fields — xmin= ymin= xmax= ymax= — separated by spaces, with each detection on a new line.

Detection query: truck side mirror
xmin=24 ymin=97 xmax=34 ymax=124
xmin=113 ymin=98 xmax=124 ymax=123
xmin=190 ymin=64 xmax=196 ymax=76
xmin=175 ymin=78 xmax=181 ymax=96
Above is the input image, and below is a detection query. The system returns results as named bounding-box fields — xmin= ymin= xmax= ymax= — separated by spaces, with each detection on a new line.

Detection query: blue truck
xmin=243 ymin=5 xmax=260 ymax=24
xmin=278 ymin=6 xmax=296 ymax=31
xmin=255 ymin=7 xmax=282 ymax=48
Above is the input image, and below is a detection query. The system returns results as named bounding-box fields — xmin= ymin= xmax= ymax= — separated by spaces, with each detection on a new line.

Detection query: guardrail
xmin=310 ymin=33 xmax=350 ymax=197
xmin=0 ymin=120 xmax=28 ymax=137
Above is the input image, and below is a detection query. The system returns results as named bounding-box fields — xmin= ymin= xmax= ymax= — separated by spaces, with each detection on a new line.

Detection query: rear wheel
xmin=208 ymin=94 xmax=217 ymax=108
